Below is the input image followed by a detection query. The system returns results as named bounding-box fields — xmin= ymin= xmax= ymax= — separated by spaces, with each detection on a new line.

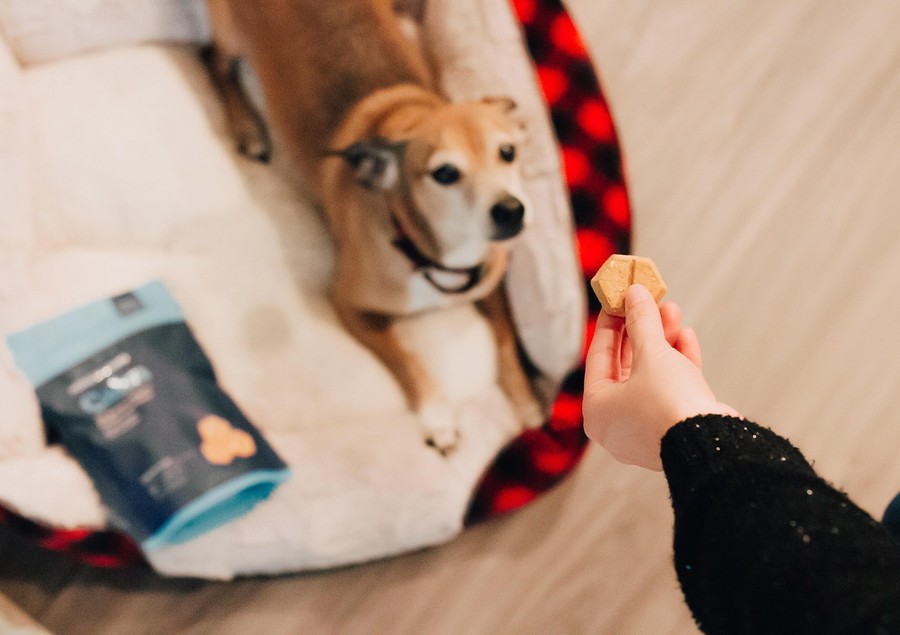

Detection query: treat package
xmin=6 ymin=281 xmax=290 ymax=551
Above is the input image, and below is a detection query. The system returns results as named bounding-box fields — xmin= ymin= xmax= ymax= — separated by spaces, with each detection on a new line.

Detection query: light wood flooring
xmin=4 ymin=1 xmax=900 ymax=632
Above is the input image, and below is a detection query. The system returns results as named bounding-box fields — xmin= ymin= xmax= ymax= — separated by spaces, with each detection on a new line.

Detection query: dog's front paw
xmin=419 ymin=401 xmax=459 ymax=455
xmin=513 ymin=393 xmax=547 ymax=430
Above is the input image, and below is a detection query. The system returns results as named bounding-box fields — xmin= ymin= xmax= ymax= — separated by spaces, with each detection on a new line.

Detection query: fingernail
xmin=625 ymin=284 xmax=650 ymax=307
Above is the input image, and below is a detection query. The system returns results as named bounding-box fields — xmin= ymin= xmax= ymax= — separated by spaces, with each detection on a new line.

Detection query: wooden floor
xmin=4 ymin=1 xmax=900 ymax=632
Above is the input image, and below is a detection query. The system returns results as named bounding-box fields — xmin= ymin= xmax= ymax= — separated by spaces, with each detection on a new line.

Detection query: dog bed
xmin=0 ymin=0 xmax=630 ymax=579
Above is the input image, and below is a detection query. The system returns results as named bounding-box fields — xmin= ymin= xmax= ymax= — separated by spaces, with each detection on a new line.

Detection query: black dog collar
xmin=389 ymin=218 xmax=484 ymax=295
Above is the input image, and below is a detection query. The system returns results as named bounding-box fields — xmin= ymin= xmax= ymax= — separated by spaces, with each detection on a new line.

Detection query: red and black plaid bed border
xmin=464 ymin=0 xmax=631 ymax=523
xmin=0 ymin=503 xmax=143 ymax=567
xmin=0 ymin=0 xmax=631 ymax=567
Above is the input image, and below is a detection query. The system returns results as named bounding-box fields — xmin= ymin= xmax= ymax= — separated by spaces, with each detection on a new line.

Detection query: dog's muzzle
xmin=490 ymin=195 xmax=526 ymax=240
xmin=390 ymin=219 xmax=485 ymax=295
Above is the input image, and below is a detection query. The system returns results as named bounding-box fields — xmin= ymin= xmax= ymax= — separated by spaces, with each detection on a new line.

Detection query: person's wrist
xmin=661 ymin=397 xmax=733 ymax=436
xmin=669 ymin=402 xmax=739 ymax=429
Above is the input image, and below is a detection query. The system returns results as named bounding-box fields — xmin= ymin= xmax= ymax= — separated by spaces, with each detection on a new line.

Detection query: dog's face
xmin=339 ymin=97 xmax=529 ymax=269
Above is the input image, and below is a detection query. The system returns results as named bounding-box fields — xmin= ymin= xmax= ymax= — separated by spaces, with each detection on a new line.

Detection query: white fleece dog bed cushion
xmin=0 ymin=0 xmax=582 ymax=579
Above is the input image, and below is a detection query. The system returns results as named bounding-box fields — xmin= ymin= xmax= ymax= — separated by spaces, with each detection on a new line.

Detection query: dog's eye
xmin=499 ymin=143 xmax=516 ymax=163
xmin=430 ymin=164 xmax=461 ymax=185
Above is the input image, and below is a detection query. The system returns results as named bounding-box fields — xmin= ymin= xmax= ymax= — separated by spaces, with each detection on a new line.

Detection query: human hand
xmin=583 ymin=284 xmax=739 ymax=471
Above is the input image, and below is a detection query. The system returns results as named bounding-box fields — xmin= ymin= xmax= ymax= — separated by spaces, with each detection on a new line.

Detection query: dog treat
xmin=5 ymin=281 xmax=290 ymax=551
xmin=591 ymin=254 xmax=667 ymax=316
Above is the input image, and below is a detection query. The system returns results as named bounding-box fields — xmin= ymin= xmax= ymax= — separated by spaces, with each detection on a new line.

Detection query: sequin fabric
xmin=661 ymin=414 xmax=900 ymax=634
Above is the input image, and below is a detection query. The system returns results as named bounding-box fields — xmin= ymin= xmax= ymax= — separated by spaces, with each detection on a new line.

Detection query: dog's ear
xmin=481 ymin=96 xmax=517 ymax=113
xmin=481 ymin=96 xmax=526 ymax=132
xmin=326 ymin=138 xmax=406 ymax=190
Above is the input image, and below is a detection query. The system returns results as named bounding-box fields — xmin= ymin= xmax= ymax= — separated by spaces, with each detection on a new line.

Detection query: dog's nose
xmin=490 ymin=196 xmax=525 ymax=239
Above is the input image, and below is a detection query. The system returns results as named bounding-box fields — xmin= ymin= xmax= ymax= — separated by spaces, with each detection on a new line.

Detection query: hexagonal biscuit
xmin=591 ymin=254 xmax=667 ymax=316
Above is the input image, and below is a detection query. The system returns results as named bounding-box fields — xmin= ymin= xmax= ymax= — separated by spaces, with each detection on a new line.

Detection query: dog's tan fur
xmin=205 ymin=0 xmax=543 ymax=451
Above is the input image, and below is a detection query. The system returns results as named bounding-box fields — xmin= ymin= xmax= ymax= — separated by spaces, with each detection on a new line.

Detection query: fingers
xmin=585 ymin=309 xmax=625 ymax=383
xmin=660 ymin=301 xmax=682 ymax=348
xmin=676 ymin=327 xmax=703 ymax=369
xmin=660 ymin=300 xmax=703 ymax=368
xmin=623 ymin=284 xmax=667 ymax=355
xmin=592 ymin=284 xmax=705 ymax=381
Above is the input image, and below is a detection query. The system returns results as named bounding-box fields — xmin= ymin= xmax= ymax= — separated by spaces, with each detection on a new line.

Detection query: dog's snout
xmin=490 ymin=196 xmax=525 ymax=240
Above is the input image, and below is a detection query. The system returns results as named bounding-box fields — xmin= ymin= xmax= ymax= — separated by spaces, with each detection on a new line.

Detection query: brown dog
xmin=204 ymin=0 xmax=544 ymax=451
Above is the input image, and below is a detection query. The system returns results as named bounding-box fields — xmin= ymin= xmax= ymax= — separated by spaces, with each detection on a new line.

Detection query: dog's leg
xmin=202 ymin=1 xmax=273 ymax=163
xmin=201 ymin=45 xmax=273 ymax=163
xmin=335 ymin=304 xmax=459 ymax=453
xmin=476 ymin=286 xmax=546 ymax=429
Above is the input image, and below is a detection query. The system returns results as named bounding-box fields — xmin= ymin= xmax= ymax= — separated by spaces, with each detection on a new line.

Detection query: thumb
xmin=623 ymin=284 xmax=667 ymax=355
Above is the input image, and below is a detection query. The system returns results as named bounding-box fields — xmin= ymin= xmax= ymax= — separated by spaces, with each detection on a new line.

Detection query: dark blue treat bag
xmin=6 ymin=281 xmax=290 ymax=551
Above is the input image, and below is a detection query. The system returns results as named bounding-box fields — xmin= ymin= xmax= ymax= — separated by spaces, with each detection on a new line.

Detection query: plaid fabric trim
xmin=465 ymin=0 xmax=631 ymax=524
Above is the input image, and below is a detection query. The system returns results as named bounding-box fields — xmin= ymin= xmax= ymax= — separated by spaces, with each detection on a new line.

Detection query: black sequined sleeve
xmin=660 ymin=415 xmax=900 ymax=634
